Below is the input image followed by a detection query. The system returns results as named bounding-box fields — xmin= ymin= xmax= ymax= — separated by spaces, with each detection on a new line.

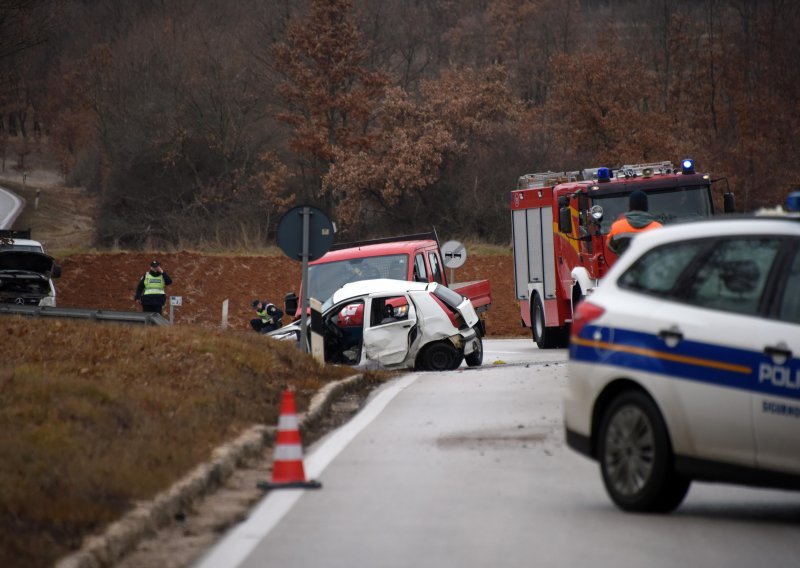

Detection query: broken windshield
xmin=592 ymin=185 xmax=712 ymax=234
xmin=308 ymin=254 xmax=409 ymax=302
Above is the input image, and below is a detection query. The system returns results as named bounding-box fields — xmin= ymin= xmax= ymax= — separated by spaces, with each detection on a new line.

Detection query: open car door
xmin=362 ymin=294 xmax=417 ymax=366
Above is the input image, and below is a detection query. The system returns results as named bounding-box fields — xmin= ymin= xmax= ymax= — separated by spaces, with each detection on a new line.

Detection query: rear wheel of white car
xmin=418 ymin=342 xmax=458 ymax=371
xmin=464 ymin=332 xmax=483 ymax=367
xmin=598 ymin=390 xmax=690 ymax=513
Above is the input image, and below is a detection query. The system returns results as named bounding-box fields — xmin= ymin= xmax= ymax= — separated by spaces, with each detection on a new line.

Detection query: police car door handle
xmin=764 ymin=343 xmax=792 ymax=361
xmin=658 ymin=326 xmax=683 ymax=347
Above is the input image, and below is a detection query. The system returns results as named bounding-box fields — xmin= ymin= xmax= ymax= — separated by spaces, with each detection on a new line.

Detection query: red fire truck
xmin=510 ymin=159 xmax=734 ymax=348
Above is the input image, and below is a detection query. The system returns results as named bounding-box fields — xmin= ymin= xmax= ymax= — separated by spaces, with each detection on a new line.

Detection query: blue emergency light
xmin=597 ymin=167 xmax=611 ymax=181
xmin=681 ymin=158 xmax=695 ymax=175
xmin=787 ymin=191 xmax=800 ymax=212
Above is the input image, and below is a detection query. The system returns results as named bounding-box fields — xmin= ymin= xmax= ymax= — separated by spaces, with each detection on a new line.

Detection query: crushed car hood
xmin=0 ymin=250 xmax=57 ymax=276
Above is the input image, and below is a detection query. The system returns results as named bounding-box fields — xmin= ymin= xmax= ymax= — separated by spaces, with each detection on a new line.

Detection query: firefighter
xmin=134 ymin=260 xmax=173 ymax=315
xmin=607 ymin=190 xmax=663 ymax=254
xmin=251 ymin=299 xmax=283 ymax=333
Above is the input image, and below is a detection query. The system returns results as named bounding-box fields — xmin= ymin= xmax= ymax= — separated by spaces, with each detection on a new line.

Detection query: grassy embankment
xmin=0 ymin=317 xmax=355 ymax=568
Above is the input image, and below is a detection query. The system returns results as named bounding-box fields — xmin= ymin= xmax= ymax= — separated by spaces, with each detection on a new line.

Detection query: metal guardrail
xmin=0 ymin=305 xmax=170 ymax=325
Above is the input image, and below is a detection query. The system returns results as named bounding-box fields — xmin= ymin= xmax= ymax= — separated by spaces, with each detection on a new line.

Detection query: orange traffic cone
xmin=257 ymin=390 xmax=322 ymax=490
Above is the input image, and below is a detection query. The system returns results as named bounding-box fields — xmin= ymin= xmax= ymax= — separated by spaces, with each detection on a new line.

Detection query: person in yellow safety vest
xmin=250 ymin=299 xmax=283 ymax=333
xmin=134 ymin=260 xmax=173 ymax=315
xmin=607 ymin=190 xmax=663 ymax=255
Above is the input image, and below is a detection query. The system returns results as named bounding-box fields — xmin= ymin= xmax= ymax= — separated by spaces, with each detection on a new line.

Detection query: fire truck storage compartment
xmin=512 ymin=205 xmax=556 ymax=301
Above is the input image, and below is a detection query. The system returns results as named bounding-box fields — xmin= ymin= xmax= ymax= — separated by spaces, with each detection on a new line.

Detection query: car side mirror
xmin=723 ymin=192 xmax=735 ymax=213
xmin=284 ymin=292 xmax=298 ymax=316
xmin=559 ymin=207 xmax=573 ymax=233
xmin=52 ymin=265 xmax=62 ymax=278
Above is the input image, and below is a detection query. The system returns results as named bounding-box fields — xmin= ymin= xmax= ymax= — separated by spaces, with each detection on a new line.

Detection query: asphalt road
xmin=195 ymin=340 xmax=800 ymax=568
xmin=0 ymin=185 xmax=23 ymax=228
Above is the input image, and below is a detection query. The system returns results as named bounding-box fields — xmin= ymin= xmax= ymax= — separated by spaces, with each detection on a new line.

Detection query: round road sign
xmin=276 ymin=206 xmax=335 ymax=261
xmin=441 ymin=240 xmax=467 ymax=269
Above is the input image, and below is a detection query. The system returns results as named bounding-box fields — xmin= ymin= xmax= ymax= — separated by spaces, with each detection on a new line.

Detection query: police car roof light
xmin=681 ymin=158 xmax=695 ymax=175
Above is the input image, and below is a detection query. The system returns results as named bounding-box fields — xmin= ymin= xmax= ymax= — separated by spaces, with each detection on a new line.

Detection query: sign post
xmin=169 ymin=295 xmax=182 ymax=324
xmin=276 ymin=206 xmax=335 ymax=352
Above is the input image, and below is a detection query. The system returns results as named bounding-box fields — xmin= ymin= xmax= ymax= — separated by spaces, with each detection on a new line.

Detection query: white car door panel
xmin=363 ymin=295 xmax=417 ymax=366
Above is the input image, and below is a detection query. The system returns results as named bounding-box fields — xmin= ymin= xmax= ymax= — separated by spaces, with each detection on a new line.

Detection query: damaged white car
xmin=0 ymin=236 xmax=61 ymax=307
xmin=268 ymin=279 xmax=484 ymax=371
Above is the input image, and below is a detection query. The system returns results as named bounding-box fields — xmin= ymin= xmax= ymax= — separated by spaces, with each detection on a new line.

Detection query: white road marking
xmin=192 ymin=373 xmax=420 ymax=568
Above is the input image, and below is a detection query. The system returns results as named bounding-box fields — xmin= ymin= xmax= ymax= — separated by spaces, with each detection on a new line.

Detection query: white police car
xmin=564 ymin=208 xmax=800 ymax=512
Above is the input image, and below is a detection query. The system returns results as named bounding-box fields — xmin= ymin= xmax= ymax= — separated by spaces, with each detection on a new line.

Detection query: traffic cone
xmin=257 ymin=390 xmax=322 ymax=490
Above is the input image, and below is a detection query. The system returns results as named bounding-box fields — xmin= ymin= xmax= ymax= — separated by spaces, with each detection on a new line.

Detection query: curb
xmin=55 ymin=373 xmax=366 ymax=568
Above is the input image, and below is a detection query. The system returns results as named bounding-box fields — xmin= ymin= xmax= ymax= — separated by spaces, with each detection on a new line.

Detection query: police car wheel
xmin=598 ymin=390 xmax=690 ymax=513
xmin=418 ymin=342 xmax=457 ymax=371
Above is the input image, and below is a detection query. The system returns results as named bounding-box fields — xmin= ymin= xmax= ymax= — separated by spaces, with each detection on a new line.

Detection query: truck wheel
xmin=532 ymin=294 xmax=561 ymax=349
xmin=465 ymin=332 xmax=483 ymax=367
xmin=598 ymin=390 xmax=691 ymax=513
xmin=417 ymin=342 xmax=458 ymax=371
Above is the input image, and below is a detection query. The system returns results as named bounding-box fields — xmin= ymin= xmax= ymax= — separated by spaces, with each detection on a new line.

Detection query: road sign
xmin=170 ymin=296 xmax=183 ymax=306
xmin=441 ymin=240 xmax=467 ymax=269
xmin=276 ymin=206 xmax=336 ymax=261
xmin=275 ymin=206 xmax=336 ymax=353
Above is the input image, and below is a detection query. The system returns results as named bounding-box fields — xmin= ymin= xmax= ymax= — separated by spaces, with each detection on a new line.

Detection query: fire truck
xmin=510 ymin=159 xmax=735 ymax=348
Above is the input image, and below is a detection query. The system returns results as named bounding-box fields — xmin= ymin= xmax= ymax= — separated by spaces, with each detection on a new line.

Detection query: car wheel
xmin=598 ymin=390 xmax=690 ymax=513
xmin=532 ymin=294 xmax=564 ymax=349
xmin=418 ymin=342 xmax=458 ymax=371
xmin=465 ymin=332 xmax=483 ymax=367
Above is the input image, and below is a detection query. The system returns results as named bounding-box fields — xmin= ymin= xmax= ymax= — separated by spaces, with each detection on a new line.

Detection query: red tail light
xmin=571 ymin=301 xmax=605 ymax=339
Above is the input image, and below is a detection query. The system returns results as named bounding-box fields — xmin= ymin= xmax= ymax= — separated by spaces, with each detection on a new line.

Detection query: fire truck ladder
xmin=516 ymin=171 xmax=581 ymax=190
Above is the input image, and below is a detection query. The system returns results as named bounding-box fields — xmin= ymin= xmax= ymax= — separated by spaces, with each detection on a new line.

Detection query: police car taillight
xmin=571 ymin=301 xmax=605 ymax=339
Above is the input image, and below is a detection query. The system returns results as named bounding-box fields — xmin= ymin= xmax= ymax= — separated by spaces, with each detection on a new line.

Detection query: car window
xmin=679 ymin=237 xmax=783 ymax=316
xmin=778 ymin=247 xmax=800 ymax=324
xmin=428 ymin=252 xmax=443 ymax=284
xmin=369 ymin=296 xmax=409 ymax=327
xmin=414 ymin=254 xmax=427 ymax=282
xmin=618 ymin=241 xmax=705 ymax=294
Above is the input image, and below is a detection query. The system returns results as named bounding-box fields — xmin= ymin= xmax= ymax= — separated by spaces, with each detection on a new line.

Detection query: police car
xmin=564 ymin=204 xmax=800 ymax=512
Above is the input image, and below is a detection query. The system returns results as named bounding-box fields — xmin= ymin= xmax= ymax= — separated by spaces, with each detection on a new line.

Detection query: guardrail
xmin=0 ymin=305 xmax=170 ymax=325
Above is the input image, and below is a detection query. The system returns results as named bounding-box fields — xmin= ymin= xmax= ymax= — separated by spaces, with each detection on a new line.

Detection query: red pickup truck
xmin=283 ymin=232 xmax=492 ymax=334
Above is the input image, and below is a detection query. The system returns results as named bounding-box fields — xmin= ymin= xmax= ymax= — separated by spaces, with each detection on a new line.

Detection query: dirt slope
xmin=56 ymin=250 xmax=528 ymax=337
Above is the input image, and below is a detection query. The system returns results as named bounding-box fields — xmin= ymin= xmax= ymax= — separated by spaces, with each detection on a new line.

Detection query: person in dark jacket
xmin=251 ymin=299 xmax=283 ymax=333
xmin=134 ymin=260 xmax=173 ymax=315
xmin=607 ymin=190 xmax=663 ymax=254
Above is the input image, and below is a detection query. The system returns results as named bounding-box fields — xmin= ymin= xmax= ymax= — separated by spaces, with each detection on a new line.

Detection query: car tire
xmin=418 ymin=342 xmax=458 ymax=371
xmin=598 ymin=390 xmax=690 ymax=513
xmin=465 ymin=332 xmax=483 ymax=367
xmin=532 ymin=294 xmax=565 ymax=349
